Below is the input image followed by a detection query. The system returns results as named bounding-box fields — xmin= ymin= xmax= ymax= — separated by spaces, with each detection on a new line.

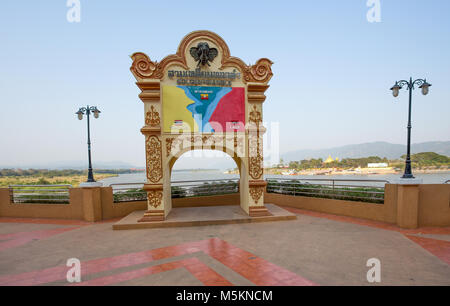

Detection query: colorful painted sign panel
xmin=163 ymin=86 xmax=245 ymax=133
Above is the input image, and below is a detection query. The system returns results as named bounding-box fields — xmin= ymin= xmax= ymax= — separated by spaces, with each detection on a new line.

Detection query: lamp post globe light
xmin=390 ymin=77 xmax=432 ymax=179
xmin=76 ymin=105 xmax=102 ymax=187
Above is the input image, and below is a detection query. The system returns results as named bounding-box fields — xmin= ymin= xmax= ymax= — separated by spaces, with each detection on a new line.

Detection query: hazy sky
xmin=1 ymin=0 xmax=449 ymax=169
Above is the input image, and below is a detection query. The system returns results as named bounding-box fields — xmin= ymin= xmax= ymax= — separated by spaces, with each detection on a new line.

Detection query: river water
xmin=100 ymin=171 xmax=450 ymax=187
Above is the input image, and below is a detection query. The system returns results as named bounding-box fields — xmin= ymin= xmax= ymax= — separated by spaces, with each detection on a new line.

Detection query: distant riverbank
xmin=100 ymin=170 xmax=450 ymax=186
xmin=262 ymin=167 xmax=450 ymax=176
xmin=0 ymin=173 xmax=117 ymax=187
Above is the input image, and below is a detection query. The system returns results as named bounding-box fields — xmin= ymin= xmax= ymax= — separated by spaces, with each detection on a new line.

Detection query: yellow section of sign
xmin=163 ymin=86 xmax=199 ymax=132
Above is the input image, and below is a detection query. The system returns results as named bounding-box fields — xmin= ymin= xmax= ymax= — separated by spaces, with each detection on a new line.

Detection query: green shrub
xmin=266 ymin=180 xmax=384 ymax=204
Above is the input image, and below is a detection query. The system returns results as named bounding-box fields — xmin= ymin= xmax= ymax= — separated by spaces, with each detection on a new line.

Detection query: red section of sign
xmin=209 ymin=87 xmax=245 ymax=132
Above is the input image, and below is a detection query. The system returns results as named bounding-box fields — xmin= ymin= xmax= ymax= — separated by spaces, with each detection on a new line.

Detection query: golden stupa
xmin=324 ymin=155 xmax=334 ymax=163
xmin=324 ymin=155 xmax=339 ymax=163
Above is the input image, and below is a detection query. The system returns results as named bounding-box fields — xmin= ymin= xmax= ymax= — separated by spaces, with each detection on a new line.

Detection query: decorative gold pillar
xmin=246 ymin=83 xmax=271 ymax=217
xmin=134 ymin=80 xmax=166 ymax=222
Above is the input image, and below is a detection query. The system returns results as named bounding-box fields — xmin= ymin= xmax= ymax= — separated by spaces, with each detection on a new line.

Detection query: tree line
xmin=286 ymin=152 xmax=450 ymax=170
xmin=0 ymin=168 xmax=144 ymax=177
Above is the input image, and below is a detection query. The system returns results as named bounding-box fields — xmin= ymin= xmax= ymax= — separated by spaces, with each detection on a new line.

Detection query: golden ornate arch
xmin=130 ymin=30 xmax=273 ymax=222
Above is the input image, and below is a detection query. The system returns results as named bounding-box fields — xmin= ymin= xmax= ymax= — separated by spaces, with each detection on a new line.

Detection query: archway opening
xmin=166 ymin=149 xmax=244 ymax=207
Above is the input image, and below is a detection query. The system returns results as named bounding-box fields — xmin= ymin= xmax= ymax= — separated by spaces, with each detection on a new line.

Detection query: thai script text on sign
xmin=168 ymin=68 xmax=241 ymax=87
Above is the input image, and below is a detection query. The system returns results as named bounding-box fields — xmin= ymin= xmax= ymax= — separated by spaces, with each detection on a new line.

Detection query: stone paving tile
xmin=0 ymin=207 xmax=449 ymax=286
xmin=116 ymin=268 xmax=204 ymax=286
xmin=405 ymin=235 xmax=450 ymax=265
xmin=282 ymin=206 xmax=450 ymax=235
xmin=411 ymin=233 xmax=450 ymax=242
xmin=0 ymin=227 xmax=81 ymax=251
xmin=0 ymin=237 xmax=317 ymax=286
xmin=0 ymin=217 xmax=91 ymax=225
xmin=0 ymin=223 xmax=71 ymax=235
xmin=70 ymin=258 xmax=232 ymax=286
xmin=192 ymin=252 xmax=255 ymax=286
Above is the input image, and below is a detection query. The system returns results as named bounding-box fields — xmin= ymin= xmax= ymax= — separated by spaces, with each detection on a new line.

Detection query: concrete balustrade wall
xmin=264 ymin=184 xmax=398 ymax=224
xmin=0 ymin=188 xmax=86 ymax=220
xmin=418 ymin=184 xmax=450 ymax=227
xmin=99 ymin=187 xmax=146 ymax=220
xmin=0 ymin=184 xmax=448 ymax=229
xmin=0 ymin=187 xmax=240 ymax=222
xmin=265 ymin=183 xmax=450 ymax=229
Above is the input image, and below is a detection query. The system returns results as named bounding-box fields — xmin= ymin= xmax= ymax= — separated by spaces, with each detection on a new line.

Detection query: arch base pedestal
xmin=114 ymin=204 xmax=295 ymax=230
xmin=249 ymin=206 xmax=272 ymax=217
xmin=138 ymin=210 xmax=165 ymax=222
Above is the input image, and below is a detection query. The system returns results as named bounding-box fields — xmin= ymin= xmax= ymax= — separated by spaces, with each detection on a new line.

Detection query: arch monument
xmin=130 ymin=30 xmax=273 ymax=222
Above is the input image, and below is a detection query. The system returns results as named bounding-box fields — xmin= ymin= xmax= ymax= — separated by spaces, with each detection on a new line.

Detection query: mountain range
xmin=281 ymin=141 xmax=450 ymax=162
xmin=2 ymin=141 xmax=449 ymax=170
xmin=0 ymin=160 xmax=139 ymax=170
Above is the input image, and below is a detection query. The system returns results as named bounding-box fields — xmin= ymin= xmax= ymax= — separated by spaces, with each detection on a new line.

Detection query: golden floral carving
xmin=202 ymin=135 xmax=211 ymax=144
xmin=146 ymin=136 xmax=163 ymax=183
xmin=249 ymin=187 xmax=264 ymax=203
xmin=233 ymin=135 xmax=244 ymax=154
xmin=145 ymin=105 xmax=160 ymax=127
xmin=166 ymin=137 xmax=188 ymax=157
xmin=249 ymin=137 xmax=263 ymax=180
xmin=249 ymin=105 xmax=262 ymax=125
xmin=248 ymin=136 xmax=262 ymax=157
xmin=249 ymin=154 xmax=263 ymax=180
xmin=166 ymin=137 xmax=175 ymax=157
xmin=244 ymin=58 xmax=274 ymax=83
xmin=130 ymin=31 xmax=273 ymax=84
xmin=147 ymin=190 xmax=163 ymax=208
xmin=190 ymin=135 xmax=202 ymax=145
xmin=130 ymin=53 xmax=164 ymax=80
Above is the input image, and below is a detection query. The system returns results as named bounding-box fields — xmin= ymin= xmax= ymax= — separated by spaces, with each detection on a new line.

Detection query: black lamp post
xmin=75 ymin=106 xmax=101 ymax=183
xmin=390 ymin=77 xmax=431 ymax=179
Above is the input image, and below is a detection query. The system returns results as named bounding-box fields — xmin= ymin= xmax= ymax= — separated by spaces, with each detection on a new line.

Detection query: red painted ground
xmin=0 ymin=237 xmax=317 ymax=286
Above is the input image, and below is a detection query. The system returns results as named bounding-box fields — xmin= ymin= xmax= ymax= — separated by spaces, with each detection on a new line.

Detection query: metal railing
xmin=9 ymin=185 xmax=71 ymax=204
xmin=266 ymin=178 xmax=388 ymax=204
xmin=111 ymin=179 xmax=239 ymax=203
xmin=110 ymin=178 xmax=389 ymax=204
xmin=172 ymin=179 xmax=239 ymax=198
xmin=110 ymin=182 xmax=146 ymax=203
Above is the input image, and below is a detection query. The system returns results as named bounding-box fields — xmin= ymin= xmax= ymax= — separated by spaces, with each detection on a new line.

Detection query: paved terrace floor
xmin=0 ymin=206 xmax=449 ymax=286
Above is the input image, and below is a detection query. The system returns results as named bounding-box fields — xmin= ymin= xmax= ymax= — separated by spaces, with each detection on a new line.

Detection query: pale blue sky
xmin=0 ymin=0 xmax=449 ymax=168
